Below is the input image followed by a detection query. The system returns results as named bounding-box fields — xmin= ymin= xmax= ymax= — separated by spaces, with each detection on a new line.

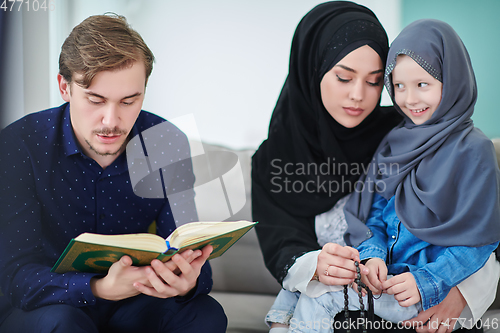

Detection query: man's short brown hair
xmin=59 ymin=14 xmax=154 ymax=88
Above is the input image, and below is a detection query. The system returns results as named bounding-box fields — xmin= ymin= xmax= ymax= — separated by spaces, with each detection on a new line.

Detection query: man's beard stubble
xmin=85 ymin=127 xmax=129 ymax=156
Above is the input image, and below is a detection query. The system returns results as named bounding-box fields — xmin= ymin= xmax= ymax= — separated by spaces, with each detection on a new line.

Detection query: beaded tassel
xmin=343 ymin=284 xmax=350 ymax=333
xmin=343 ymin=261 xmax=368 ymax=333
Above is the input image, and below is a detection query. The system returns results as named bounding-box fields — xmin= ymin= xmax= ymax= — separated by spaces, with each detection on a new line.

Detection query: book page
xmin=75 ymin=233 xmax=167 ymax=253
xmin=168 ymin=221 xmax=255 ymax=249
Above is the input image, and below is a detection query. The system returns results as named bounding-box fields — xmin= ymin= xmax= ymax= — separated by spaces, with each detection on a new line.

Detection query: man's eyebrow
xmin=336 ymin=64 xmax=384 ymax=75
xmin=84 ymin=92 xmax=142 ymax=99
xmin=122 ymin=92 xmax=142 ymax=99
xmin=85 ymin=91 xmax=106 ymax=99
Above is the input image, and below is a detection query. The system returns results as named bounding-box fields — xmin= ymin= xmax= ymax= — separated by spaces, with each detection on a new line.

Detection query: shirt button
xmin=392 ymin=235 xmax=396 ymax=239
xmin=366 ymin=231 xmax=373 ymax=237
xmin=99 ymin=214 xmax=106 ymax=219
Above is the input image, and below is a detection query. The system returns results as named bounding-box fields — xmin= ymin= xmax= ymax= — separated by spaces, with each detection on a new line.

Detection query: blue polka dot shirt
xmin=0 ymin=103 xmax=212 ymax=313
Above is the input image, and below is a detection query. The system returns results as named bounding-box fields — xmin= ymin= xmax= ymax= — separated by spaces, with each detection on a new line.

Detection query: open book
xmin=51 ymin=220 xmax=256 ymax=274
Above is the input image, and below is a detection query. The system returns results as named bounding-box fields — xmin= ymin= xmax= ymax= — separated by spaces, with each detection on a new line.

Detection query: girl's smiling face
xmin=392 ymin=55 xmax=443 ymax=125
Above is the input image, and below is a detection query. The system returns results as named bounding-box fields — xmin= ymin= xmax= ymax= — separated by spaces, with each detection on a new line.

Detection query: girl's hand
xmin=361 ymin=258 xmax=387 ymax=294
xmin=382 ymin=272 xmax=420 ymax=307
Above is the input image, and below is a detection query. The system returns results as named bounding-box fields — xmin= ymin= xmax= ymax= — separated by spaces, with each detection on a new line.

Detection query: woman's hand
xmin=403 ymin=286 xmax=467 ymax=333
xmin=316 ymin=243 xmax=369 ymax=286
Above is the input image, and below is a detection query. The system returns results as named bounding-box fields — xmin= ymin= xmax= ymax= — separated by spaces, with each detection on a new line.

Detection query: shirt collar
xmin=61 ymin=103 xmax=82 ymax=157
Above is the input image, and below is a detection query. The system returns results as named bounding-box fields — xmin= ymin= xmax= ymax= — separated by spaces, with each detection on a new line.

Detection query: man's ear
xmin=57 ymin=74 xmax=71 ymax=102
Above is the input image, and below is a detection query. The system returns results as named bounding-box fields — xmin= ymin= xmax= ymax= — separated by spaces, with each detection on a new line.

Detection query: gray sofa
xmin=194 ymin=139 xmax=500 ymax=333
xmin=192 ymin=142 xmax=280 ymax=333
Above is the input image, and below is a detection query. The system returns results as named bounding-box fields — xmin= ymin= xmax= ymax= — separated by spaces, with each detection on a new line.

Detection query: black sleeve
xmin=251 ymin=174 xmax=320 ymax=285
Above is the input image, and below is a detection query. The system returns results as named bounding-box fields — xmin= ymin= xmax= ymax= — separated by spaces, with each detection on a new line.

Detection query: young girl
xmin=282 ymin=19 xmax=500 ymax=333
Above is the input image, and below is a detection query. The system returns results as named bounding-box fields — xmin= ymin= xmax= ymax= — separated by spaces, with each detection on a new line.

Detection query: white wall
xmin=8 ymin=0 xmax=401 ymax=150
xmin=1 ymin=11 xmax=24 ymax=127
xmin=1 ymin=9 xmax=51 ymax=127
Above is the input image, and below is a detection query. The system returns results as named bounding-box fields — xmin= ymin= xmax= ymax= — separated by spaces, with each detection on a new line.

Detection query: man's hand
xmin=161 ymin=248 xmax=202 ymax=275
xmin=90 ymin=255 xmax=150 ymax=301
xmin=403 ymin=286 xmax=466 ymax=333
xmin=90 ymin=248 xmax=202 ymax=301
xmin=382 ymin=272 xmax=420 ymax=307
xmin=133 ymin=244 xmax=213 ymax=298
xmin=317 ymin=243 xmax=369 ymax=286
xmin=361 ymin=258 xmax=387 ymax=294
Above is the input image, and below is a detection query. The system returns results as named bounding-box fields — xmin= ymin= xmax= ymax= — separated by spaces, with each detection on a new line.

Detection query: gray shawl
xmin=344 ymin=19 xmax=500 ymax=248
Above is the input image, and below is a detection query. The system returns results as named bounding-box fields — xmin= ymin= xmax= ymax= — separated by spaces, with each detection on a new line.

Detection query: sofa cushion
xmin=210 ymin=291 xmax=276 ymax=333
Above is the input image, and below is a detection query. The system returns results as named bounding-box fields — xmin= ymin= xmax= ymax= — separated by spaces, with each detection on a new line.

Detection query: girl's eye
xmin=336 ymin=75 xmax=350 ymax=83
xmin=89 ymin=99 xmax=103 ymax=105
xmin=394 ymin=83 xmax=404 ymax=89
xmin=122 ymin=101 xmax=134 ymax=106
xmin=418 ymin=82 xmax=428 ymax=88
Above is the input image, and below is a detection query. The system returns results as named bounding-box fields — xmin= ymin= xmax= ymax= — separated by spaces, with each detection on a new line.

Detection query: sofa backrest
xmin=192 ymin=141 xmax=281 ymax=295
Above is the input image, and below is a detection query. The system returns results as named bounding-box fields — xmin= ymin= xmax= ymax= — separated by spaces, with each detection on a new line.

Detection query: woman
xmin=252 ymin=2 xmax=498 ymax=332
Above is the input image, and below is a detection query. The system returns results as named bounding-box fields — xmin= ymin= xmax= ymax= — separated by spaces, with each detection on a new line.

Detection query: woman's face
xmin=320 ymin=45 xmax=384 ymax=128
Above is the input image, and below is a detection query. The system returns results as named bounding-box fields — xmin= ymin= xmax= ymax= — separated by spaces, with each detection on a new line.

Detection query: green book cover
xmin=51 ymin=221 xmax=256 ymax=274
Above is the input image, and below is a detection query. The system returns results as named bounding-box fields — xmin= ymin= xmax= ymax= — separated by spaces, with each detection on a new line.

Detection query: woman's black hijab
xmin=252 ymin=1 xmax=401 ymax=219
xmin=344 ymin=19 xmax=500 ymax=248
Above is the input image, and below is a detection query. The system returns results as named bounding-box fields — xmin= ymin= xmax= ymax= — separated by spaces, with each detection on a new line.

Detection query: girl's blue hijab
xmin=344 ymin=19 xmax=500 ymax=247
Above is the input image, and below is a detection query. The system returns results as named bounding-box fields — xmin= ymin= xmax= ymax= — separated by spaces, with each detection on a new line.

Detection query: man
xmin=0 ymin=14 xmax=227 ymax=332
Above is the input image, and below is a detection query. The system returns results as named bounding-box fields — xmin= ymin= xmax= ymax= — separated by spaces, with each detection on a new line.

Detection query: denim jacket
xmin=357 ymin=193 xmax=499 ymax=310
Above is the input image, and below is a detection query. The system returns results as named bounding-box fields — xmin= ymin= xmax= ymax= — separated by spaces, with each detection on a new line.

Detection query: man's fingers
xmin=145 ymin=264 xmax=179 ymax=296
xmin=200 ymin=245 xmax=213 ymax=259
xmin=172 ymin=254 xmax=196 ymax=277
xmin=134 ymin=280 xmax=175 ymax=299
xmin=119 ymin=255 xmax=133 ymax=267
xmin=189 ymin=245 xmax=212 ymax=270
xmin=163 ymin=249 xmax=201 ymax=273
